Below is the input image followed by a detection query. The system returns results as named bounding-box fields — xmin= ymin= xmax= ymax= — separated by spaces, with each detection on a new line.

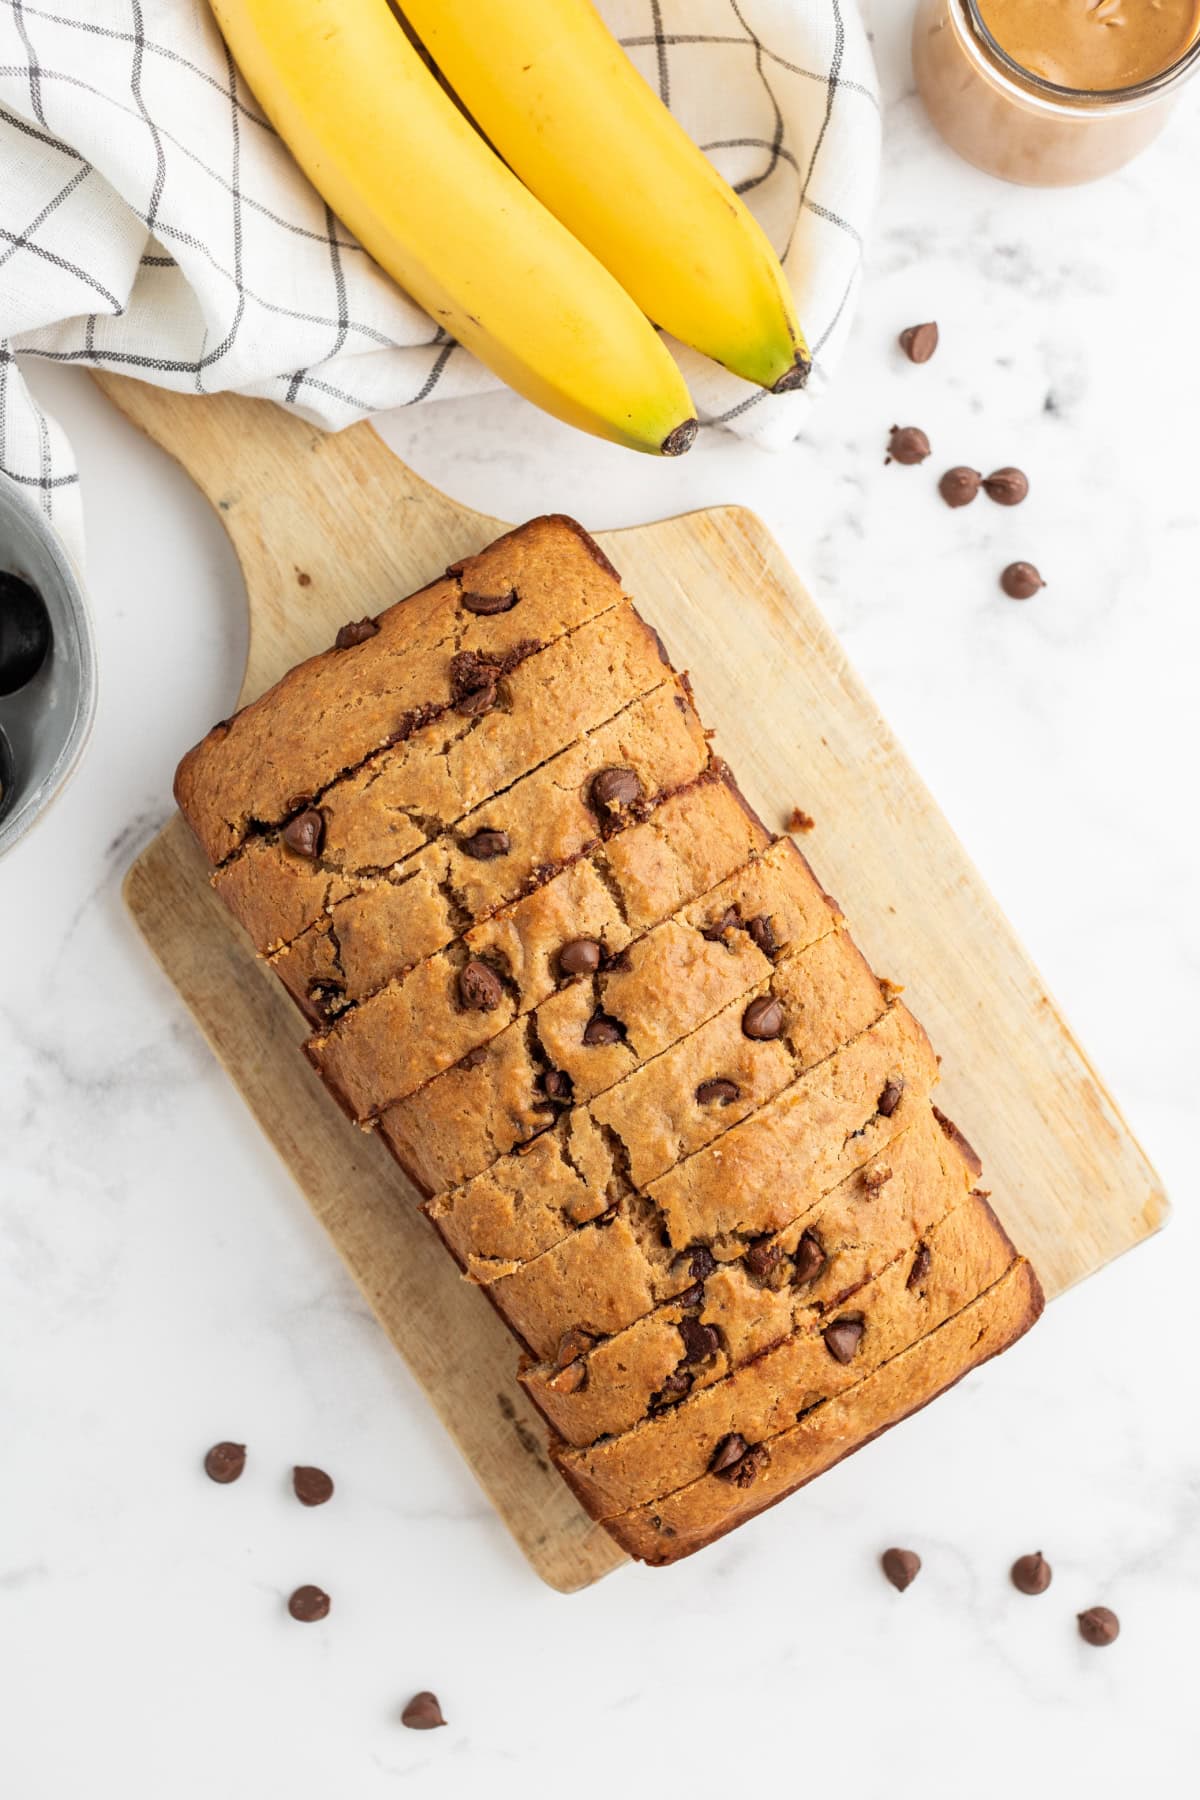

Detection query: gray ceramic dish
xmin=0 ymin=474 xmax=97 ymax=860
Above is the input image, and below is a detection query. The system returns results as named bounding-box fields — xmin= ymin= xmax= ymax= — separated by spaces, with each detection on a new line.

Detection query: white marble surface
xmin=3 ymin=5 xmax=1198 ymax=1793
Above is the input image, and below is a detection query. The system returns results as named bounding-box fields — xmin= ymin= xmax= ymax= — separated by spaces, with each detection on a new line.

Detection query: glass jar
xmin=913 ymin=0 xmax=1200 ymax=186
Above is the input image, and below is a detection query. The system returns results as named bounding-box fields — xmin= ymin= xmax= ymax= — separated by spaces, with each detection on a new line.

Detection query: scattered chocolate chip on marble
xmin=1001 ymin=561 xmax=1045 ymax=600
xmin=458 ymin=959 xmax=504 ymax=1012
xmin=1078 ymin=1605 xmax=1120 ymax=1647
xmin=401 ymin=1691 xmax=447 ymax=1730
xmin=742 ymin=995 xmax=784 ymax=1040
xmin=559 ymin=938 xmax=603 ymax=977
xmin=334 ymin=617 xmax=379 ymax=649
xmin=292 ymin=1465 xmax=335 ymax=1507
xmin=823 ymin=1317 xmax=865 ymax=1364
xmin=887 ymin=425 xmax=932 ymax=466
xmin=899 ymin=322 xmax=939 ymax=364
xmin=983 ymin=466 xmax=1029 ymax=506
xmin=1011 ymin=1551 xmax=1052 ymax=1595
xmin=939 ymin=466 xmax=982 ymax=508
xmin=881 ymin=1547 xmax=922 ymax=1591
xmin=282 ymin=807 xmax=324 ymax=860
xmin=288 ymin=1584 xmax=331 ymax=1623
xmin=203 ymin=1441 xmax=246 ymax=1485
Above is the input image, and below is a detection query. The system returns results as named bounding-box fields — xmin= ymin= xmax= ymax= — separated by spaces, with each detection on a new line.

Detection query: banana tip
xmin=661 ymin=419 xmax=699 ymax=457
xmin=772 ymin=355 xmax=812 ymax=395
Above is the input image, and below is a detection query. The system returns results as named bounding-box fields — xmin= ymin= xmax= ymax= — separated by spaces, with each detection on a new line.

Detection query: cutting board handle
xmin=92 ymin=374 xmax=506 ymax=703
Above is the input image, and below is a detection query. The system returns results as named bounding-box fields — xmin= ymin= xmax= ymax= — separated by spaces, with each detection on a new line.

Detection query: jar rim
xmin=963 ymin=0 xmax=1200 ymax=104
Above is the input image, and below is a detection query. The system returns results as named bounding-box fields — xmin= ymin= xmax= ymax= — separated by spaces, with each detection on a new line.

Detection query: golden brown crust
xmin=553 ymin=1190 xmax=1020 ymax=1518
xmin=305 ymin=681 xmax=711 ymax=1117
xmin=521 ymin=1103 xmax=976 ymax=1447
xmin=606 ymin=1259 xmax=1044 ymax=1563
xmin=174 ymin=511 xmax=1045 ymax=1565
xmin=175 ymin=515 xmax=627 ymax=865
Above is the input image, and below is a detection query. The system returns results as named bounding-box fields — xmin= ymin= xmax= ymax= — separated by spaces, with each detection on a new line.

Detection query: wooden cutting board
xmin=103 ymin=372 xmax=1168 ymax=1594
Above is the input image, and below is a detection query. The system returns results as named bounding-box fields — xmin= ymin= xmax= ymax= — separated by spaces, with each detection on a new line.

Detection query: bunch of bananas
xmin=210 ymin=0 xmax=809 ymax=454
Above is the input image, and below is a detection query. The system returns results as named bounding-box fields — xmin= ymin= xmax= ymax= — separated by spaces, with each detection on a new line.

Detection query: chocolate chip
xmin=709 ymin=1432 xmax=750 ymax=1476
xmin=462 ymin=588 xmax=517 ymax=615
xmin=899 ymin=322 xmax=938 ymax=364
xmin=535 ymin=1068 xmax=573 ymax=1108
xmin=203 ymin=1441 xmax=245 ymax=1484
xmin=401 ymin=1691 xmax=447 ymax=1729
xmin=745 ymin=1238 xmax=783 ymax=1281
xmin=334 ymin=616 xmax=379 ymax=649
xmin=710 ymin=1436 xmax=768 ymax=1487
xmin=282 ymin=807 xmax=324 ymax=860
xmin=727 ymin=1443 xmax=770 ymax=1488
xmin=292 ymin=1465 xmax=334 ymax=1507
xmin=1001 ymin=560 xmax=1045 ymax=600
xmin=288 ymin=1584 xmax=330 ymax=1622
xmin=939 ymin=466 xmax=981 ymax=508
xmin=558 ymin=938 xmax=602 ymax=977
xmin=459 ymin=1044 xmax=488 ymax=1071
xmin=1011 ymin=1551 xmax=1052 ymax=1595
xmin=983 ymin=466 xmax=1029 ymax=506
xmin=583 ymin=1012 xmax=623 ymax=1046
xmin=651 ymin=1370 xmax=693 ymax=1409
xmin=887 ymin=425 xmax=931 ymax=465
xmin=823 ymin=1317 xmax=865 ymax=1364
xmin=1077 ymin=1606 xmax=1120 ymax=1647
xmin=792 ymin=1231 xmax=826 ymax=1285
xmin=553 ymin=1327 xmax=595 ymax=1370
xmin=742 ymin=995 xmax=784 ymax=1040
xmin=881 ymin=1547 xmax=921 ymax=1591
xmin=590 ymin=766 xmax=642 ymax=812
xmin=906 ymin=1243 xmax=932 ymax=1290
xmin=454 ymin=681 xmax=497 ymax=718
xmin=674 ymin=1281 xmax=704 ymax=1308
xmin=746 ymin=914 xmax=780 ymax=958
xmin=877 ymin=1078 xmax=904 ymax=1117
xmin=678 ymin=1317 xmax=720 ymax=1363
xmin=686 ymin=1245 xmax=717 ymax=1283
xmin=458 ymin=959 xmax=503 ymax=1011
xmin=695 ymin=1077 xmax=740 ymax=1107
xmin=460 ymin=827 xmax=510 ymax=860
xmin=701 ymin=905 xmax=740 ymax=944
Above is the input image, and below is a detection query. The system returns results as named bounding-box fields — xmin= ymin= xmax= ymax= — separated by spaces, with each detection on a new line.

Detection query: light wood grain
xmin=100 ymin=372 xmax=1168 ymax=1592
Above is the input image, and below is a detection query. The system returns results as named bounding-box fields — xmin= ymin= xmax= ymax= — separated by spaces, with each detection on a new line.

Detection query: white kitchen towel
xmin=0 ymin=0 xmax=880 ymax=562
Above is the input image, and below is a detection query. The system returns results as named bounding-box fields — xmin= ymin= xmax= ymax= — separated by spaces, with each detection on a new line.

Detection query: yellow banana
xmin=401 ymin=0 xmax=810 ymax=393
xmin=209 ymin=0 xmax=697 ymax=454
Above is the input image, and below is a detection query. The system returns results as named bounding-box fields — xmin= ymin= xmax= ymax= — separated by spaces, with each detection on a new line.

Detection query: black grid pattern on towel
xmin=0 ymin=0 xmax=874 ymax=520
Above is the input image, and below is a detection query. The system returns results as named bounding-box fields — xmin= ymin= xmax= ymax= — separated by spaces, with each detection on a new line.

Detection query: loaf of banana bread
xmin=174 ymin=513 xmax=1043 ymax=1567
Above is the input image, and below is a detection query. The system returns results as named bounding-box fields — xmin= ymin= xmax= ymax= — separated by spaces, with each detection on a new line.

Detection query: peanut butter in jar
xmin=914 ymin=0 xmax=1200 ymax=185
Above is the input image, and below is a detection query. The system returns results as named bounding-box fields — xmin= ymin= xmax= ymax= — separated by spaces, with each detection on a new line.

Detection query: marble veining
xmin=1 ymin=3 xmax=1196 ymax=1793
